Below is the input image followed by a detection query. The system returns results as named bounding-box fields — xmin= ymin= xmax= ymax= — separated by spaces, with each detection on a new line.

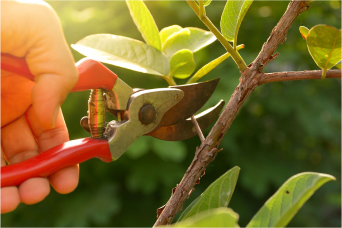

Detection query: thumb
xmin=31 ymin=74 xmax=75 ymax=129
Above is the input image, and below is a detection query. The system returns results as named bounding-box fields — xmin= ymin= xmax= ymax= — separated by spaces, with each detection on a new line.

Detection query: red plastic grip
xmin=1 ymin=53 xmax=35 ymax=80
xmin=0 ymin=53 xmax=118 ymax=92
xmin=1 ymin=138 xmax=112 ymax=187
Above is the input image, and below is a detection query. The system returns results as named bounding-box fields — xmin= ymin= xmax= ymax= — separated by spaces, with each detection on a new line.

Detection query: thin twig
xmin=191 ymin=116 xmax=205 ymax=142
xmin=153 ymin=1 xmax=313 ymax=226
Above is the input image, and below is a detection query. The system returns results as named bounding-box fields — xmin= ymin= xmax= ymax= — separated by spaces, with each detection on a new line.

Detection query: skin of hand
xmin=1 ymin=0 xmax=79 ymax=213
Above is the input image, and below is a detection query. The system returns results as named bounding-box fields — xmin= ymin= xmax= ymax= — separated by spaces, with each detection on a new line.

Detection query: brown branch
xmin=153 ymin=1 xmax=316 ymax=226
xmin=259 ymin=69 xmax=341 ymax=84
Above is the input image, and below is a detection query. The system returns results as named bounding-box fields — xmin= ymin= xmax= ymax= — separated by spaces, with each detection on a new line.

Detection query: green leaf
xmin=171 ymin=208 xmax=239 ymax=227
xmin=72 ymin=34 xmax=170 ymax=76
xmin=126 ymin=0 xmax=161 ymax=51
xmin=160 ymin=25 xmax=182 ymax=45
xmin=220 ymin=0 xmax=253 ymax=46
xmin=246 ymin=172 xmax=335 ymax=228
xmin=335 ymin=61 xmax=341 ymax=69
xmin=306 ymin=24 xmax=341 ymax=79
xmin=170 ymin=49 xmax=196 ymax=79
xmin=188 ymin=44 xmax=245 ymax=83
xmin=197 ymin=0 xmax=212 ymax=6
xmin=162 ymin=27 xmax=216 ymax=58
xmin=178 ymin=166 xmax=240 ymax=222
xmin=299 ymin=26 xmax=309 ymax=40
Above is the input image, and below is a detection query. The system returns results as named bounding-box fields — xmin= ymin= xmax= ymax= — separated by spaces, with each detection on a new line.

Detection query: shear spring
xmin=88 ymin=89 xmax=106 ymax=138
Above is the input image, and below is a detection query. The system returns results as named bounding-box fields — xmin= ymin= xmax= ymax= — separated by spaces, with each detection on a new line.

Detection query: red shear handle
xmin=0 ymin=53 xmax=118 ymax=92
xmin=1 ymin=138 xmax=112 ymax=187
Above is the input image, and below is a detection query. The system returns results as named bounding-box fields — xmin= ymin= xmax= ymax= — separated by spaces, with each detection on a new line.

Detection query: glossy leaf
xmin=188 ymin=44 xmax=245 ymax=83
xmin=178 ymin=166 xmax=240 ymax=222
xmin=163 ymin=27 xmax=216 ymax=58
xmin=72 ymin=34 xmax=170 ymax=76
xmin=160 ymin=25 xmax=182 ymax=45
xmin=170 ymin=49 xmax=196 ymax=79
xmin=221 ymin=0 xmax=253 ymax=45
xmin=306 ymin=25 xmax=341 ymax=79
xmin=197 ymin=0 xmax=212 ymax=6
xmin=247 ymin=172 xmax=335 ymax=228
xmin=172 ymin=208 xmax=239 ymax=227
xmin=126 ymin=0 xmax=161 ymax=50
xmin=299 ymin=26 xmax=309 ymax=40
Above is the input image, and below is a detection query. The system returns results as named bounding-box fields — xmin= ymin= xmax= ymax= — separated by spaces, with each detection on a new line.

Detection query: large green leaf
xmin=126 ymin=0 xmax=161 ymax=51
xmin=306 ymin=25 xmax=341 ymax=79
xmin=160 ymin=25 xmax=182 ymax=45
xmin=220 ymin=0 xmax=253 ymax=46
xmin=72 ymin=34 xmax=170 ymax=76
xmin=247 ymin=172 xmax=335 ymax=228
xmin=188 ymin=44 xmax=244 ymax=83
xmin=178 ymin=166 xmax=240 ymax=222
xmin=170 ymin=49 xmax=196 ymax=79
xmin=162 ymin=27 xmax=216 ymax=58
xmin=299 ymin=26 xmax=309 ymax=40
xmin=171 ymin=208 xmax=239 ymax=227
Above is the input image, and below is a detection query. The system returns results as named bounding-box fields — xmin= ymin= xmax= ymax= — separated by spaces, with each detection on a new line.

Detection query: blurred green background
xmin=2 ymin=1 xmax=341 ymax=227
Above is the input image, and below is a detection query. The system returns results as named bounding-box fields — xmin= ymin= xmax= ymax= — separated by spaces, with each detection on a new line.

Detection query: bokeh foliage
xmin=2 ymin=1 xmax=341 ymax=227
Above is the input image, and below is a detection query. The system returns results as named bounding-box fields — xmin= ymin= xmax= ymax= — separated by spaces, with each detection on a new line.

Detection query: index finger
xmin=1 ymin=0 xmax=78 ymax=130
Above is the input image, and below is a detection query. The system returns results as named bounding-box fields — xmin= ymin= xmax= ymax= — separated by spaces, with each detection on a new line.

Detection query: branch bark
xmin=259 ymin=69 xmax=341 ymax=84
xmin=153 ymin=1 xmax=339 ymax=226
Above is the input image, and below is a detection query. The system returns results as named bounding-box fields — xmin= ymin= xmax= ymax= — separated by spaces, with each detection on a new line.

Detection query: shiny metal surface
xmin=104 ymin=88 xmax=184 ymax=160
xmin=139 ymin=104 xmax=156 ymax=125
xmin=88 ymin=89 xmax=106 ymax=138
xmin=147 ymin=100 xmax=225 ymax=141
xmin=106 ymin=78 xmax=133 ymax=110
xmin=80 ymin=116 xmax=90 ymax=133
xmin=156 ymin=78 xmax=220 ymax=128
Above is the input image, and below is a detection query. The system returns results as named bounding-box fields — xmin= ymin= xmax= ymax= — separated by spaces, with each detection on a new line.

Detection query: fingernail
xmin=52 ymin=106 xmax=59 ymax=128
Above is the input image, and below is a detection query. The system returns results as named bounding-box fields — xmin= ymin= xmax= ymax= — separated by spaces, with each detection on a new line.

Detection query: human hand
xmin=1 ymin=0 xmax=79 ymax=213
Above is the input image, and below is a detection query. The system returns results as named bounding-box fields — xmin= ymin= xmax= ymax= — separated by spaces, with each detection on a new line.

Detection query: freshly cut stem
xmin=162 ymin=74 xmax=204 ymax=141
xmin=186 ymin=0 xmax=247 ymax=72
xmin=191 ymin=116 xmax=205 ymax=142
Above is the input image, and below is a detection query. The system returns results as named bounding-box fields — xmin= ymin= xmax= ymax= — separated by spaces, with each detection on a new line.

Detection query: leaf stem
xmin=187 ymin=44 xmax=245 ymax=84
xmin=163 ymin=75 xmax=177 ymax=86
xmin=186 ymin=0 xmax=247 ymax=72
xmin=321 ymin=68 xmax=327 ymax=79
xmin=198 ymin=1 xmax=205 ymax=19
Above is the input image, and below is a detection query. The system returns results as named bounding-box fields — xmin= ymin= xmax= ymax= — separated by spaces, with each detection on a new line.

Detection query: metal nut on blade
xmin=139 ymin=104 xmax=156 ymax=125
xmin=80 ymin=116 xmax=90 ymax=133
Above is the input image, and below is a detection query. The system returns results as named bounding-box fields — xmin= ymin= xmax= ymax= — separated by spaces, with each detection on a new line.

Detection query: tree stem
xmin=153 ymin=1 xmax=315 ymax=226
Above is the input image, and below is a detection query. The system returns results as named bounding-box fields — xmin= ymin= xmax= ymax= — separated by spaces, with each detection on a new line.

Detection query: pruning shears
xmin=0 ymin=53 xmax=224 ymax=187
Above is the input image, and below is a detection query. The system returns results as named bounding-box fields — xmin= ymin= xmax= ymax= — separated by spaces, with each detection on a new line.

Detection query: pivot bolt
xmin=139 ymin=104 xmax=156 ymax=125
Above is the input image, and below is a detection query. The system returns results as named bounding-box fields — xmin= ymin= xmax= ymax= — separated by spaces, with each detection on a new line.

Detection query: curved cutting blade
xmin=147 ymin=100 xmax=225 ymax=141
xmin=157 ymin=78 xmax=220 ymax=128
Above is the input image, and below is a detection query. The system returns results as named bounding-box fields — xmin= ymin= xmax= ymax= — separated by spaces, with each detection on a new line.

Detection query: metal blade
xmin=147 ymin=100 xmax=225 ymax=141
xmin=157 ymin=78 xmax=220 ymax=128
